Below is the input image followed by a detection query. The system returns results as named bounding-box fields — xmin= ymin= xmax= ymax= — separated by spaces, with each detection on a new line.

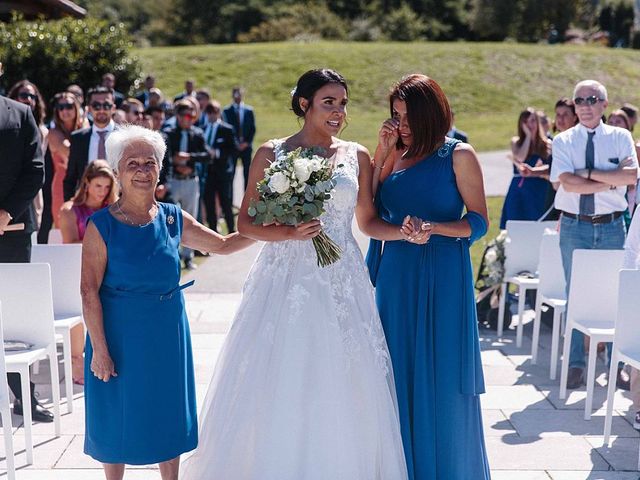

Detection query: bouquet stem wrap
xmin=312 ymin=230 xmax=341 ymax=267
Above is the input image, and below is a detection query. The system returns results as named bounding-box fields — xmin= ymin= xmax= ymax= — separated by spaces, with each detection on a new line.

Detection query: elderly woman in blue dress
xmin=80 ymin=125 xmax=253 ymax=480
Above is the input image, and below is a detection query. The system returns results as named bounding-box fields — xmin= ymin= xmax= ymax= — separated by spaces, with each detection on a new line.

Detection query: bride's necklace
xmin=115 ymin=200 xmax=158 ymax=227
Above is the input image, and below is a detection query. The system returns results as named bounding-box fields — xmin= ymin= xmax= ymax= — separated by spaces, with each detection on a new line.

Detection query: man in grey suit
xmin=0 ymin=62 xmax=53 ymax=423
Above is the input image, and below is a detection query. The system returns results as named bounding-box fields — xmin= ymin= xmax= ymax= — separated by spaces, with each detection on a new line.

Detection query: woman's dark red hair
xmin=389 ymin=74 xmax=452 ymax=160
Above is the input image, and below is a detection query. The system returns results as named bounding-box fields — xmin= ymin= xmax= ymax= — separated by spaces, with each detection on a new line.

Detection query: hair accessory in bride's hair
xmin=290 ymin=87 xmax=297 ymax=97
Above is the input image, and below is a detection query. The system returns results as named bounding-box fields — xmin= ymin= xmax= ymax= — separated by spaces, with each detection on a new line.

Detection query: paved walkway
xmin=7 ymin=236 xmax=640 ymax=479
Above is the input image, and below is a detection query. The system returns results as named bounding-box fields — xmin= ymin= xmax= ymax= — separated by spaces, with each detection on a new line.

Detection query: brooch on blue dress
xmin=167 ymin=215 xmax=175 ymax=225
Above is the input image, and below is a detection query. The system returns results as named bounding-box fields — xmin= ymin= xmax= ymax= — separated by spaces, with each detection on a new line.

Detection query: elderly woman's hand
xmin=91 ymin=350 xmax=118 ymax=382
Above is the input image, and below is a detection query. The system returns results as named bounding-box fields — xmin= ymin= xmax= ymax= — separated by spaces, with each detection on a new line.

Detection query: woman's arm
xmin=236 ymin=142 xmax=322 ymax=242
xmin=59 ymin=202 xmax=81 ymax=244
xmin=511 ymin=132 xmax=531 ymax=163
xmin=80 ymin=222 xmax=116 ymax=382
xmin=48 ymin=128 xmax=70 ymax=161
xmin=355 ymin=145 xmax=413 ymax=241
xmin=371 ymin=118 xmax=400 ymax=195
xmin=181 ymin=210 xmax=255 ymax=254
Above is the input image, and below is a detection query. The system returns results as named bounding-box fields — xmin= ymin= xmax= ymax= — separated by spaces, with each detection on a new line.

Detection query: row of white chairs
xmin=0 ymin=244 xmax=84 ymax=475
xmin=497 ymin=220 xmax=640 ymax=467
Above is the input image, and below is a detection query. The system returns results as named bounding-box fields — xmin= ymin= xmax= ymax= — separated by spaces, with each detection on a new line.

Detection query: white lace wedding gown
xmin=180 ymin=140 xmax=408 ymax=480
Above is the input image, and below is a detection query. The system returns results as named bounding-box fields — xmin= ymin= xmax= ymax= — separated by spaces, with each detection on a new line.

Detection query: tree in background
xmin=0 ymin=15 xmax=140 ymax=101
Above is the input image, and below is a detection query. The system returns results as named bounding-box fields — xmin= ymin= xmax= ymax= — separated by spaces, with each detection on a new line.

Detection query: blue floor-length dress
xmin=499 ymin=153 xmax=550 ymax=228
xmin=84 ymin=203 xmax=197 ymax=464
xmin=367 ymin=138 xmax=491 ymax=480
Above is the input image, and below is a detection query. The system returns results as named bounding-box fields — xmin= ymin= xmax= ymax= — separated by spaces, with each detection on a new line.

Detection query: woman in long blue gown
xmin=81 ymin=125 xmax=252 ymax=480
xmin=367 ymin=74 xmax=491 ymax=480
xmin=499 ymin=108 xmax=552 ymax=229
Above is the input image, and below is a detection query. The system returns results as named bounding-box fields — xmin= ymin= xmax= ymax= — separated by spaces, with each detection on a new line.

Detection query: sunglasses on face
xmin=573 ymin=96 xmax=604 ymax=106
xmin=90 ymin=102 xmax=114 ymax=111
xmin=131 ymin=110 xmax=144 ymax=117
xmin=18 ymin=92 xmax=37 ymax=101
xmin=56 ymin=103 xmax=75 ymax=111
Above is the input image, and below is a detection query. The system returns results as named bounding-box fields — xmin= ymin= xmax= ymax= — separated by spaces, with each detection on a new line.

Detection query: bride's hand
xmin=290 ymin=220 xmax=322 ymax=240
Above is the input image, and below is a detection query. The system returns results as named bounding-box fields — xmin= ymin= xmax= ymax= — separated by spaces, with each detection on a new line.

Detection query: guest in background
xmin=537 ymin=110 xmax=552 ymax=138
xmin=554 ymin=98 xmax=578 ymax=134
xmin=67 ymin=84 xmax=87 ymax=124
xmin=195 ymin=89 xmax=211 ymax=128
xmin=552 ymin=80 xmax=638 ymax=390
xmin=101 ymin=73 xmax=124 ymax=108
xmin=0 ymin=62 xmax=51 ymax=423
xmin=203 ymin=101 xmax=237 ymax=233
xmin=48 ymin=91 xmax=86 ymax=227
xmin=113 ymin=109 xmax=126 ymax=125
xmin=81 ymin=125 xmax=252 ymax=479
xmin=9 ymin=80 xmax=49 ymax=233
xmin=161 ymin=101 xmax=210 ymax=270
xmin=223 ymin=86 xmax=256 ymax=191
xmin=608 ymin=109 xmax=640 ymax=218
xmin=121 ymin=98 xmax=146 ymax=125
xmin=59 ymin=160 xmax=117 ymax=384
xmin=447 ymin=109 xmax=468 ymax=142
xmin=136 ymin=75 xmax=155 ymax=108
xmin=621 ymin=103 xmax=638 ymax=131
xmin=64 ymin=87 xmax=117 ymax=200
xmin=148 ymin=88 xmax=171 ymax=113
xmin=147 ymin=105 xmax=166 ymax=131
xmin=500 ymin=107 xmax=552 ymax=228
xmin=174 ymin=79 xmax=196 ymax=102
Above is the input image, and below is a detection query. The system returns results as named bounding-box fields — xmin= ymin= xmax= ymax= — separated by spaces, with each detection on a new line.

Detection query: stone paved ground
xmin=7 ymin=152 xmax=639 ymax=479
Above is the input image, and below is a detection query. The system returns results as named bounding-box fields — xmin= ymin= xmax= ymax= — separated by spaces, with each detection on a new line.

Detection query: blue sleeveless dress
xmin=367 ymin=139 xmax=491 ymax=480
xmin=84 ymin=203 xmax=197 ymax=464
xmin=499 ymin=153 xmax=550 ymax=228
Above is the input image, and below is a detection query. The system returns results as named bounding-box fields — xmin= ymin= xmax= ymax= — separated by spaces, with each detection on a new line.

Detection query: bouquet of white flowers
xmin=248 ymin=147 xmax=342 ymax=267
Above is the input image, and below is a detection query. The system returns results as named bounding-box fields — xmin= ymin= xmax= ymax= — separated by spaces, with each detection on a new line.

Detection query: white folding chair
xmin=0 ymin=302 xmax=16 ymax=480
xmin=558 ymin=249 xmax=624 ymax=420
xmin=30 ymin=231 xmax=38 ymax=245
xmin=32 ymin=244 xmax=83 ymax=413
xmin=497 ymin=220 xmax=557 ymax=347
xmin=0 ymin=263 xmax=61 ymax=465
xmin=603 ymin=270 xmax=640 ymax=468
xmin=530 ymin=232 xmax=567 ymax=379
xmin=47 ymin=229 xmax=63 ymax=244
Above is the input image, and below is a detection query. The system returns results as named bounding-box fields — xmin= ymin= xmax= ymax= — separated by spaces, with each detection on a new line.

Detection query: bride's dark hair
xmin=291 ymin=69 xmax=348 ymax=118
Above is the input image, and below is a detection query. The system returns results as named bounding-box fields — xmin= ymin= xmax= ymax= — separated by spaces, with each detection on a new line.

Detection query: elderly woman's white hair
xmin=573 ymin=80 xmax=608 ymax=101
xmin=105 ymin=124 xmax=166 ymax=173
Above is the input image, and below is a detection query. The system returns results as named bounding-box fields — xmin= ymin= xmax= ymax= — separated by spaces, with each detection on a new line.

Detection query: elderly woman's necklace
xmin=115 ymin=200 xmax=158 ymax=227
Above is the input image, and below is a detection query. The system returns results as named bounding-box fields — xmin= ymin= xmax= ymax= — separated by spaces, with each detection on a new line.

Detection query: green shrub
xmin=0 ymin=15 xmax=141 ymax=101
xmin=381 ymin=4 xmax=426 ymax=41
xmin=238 ymin=3 xmax=348 ymax=43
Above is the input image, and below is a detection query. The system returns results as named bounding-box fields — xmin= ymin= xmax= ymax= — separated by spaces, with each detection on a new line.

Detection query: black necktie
xmin=579 ymin=131 xmax=596 ymax=215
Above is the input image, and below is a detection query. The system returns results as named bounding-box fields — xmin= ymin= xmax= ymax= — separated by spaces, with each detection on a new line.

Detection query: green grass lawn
xmin=136 ymin=41 xmax=640 ymax=152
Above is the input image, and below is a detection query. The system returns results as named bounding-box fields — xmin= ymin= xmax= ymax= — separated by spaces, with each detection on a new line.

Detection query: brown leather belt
xmin=562 ymin=211 xmax=623 ymax=224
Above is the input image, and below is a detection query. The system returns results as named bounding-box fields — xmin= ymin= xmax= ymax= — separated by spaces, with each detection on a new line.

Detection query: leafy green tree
xmin=0 ymin=15 xmax=141 ymax=100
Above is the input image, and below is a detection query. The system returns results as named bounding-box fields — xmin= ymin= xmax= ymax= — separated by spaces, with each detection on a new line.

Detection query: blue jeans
xmin=168 ymin=176 xmax=200 ymax=261
xmin=559 ymin=214 xmax=625 ymax=368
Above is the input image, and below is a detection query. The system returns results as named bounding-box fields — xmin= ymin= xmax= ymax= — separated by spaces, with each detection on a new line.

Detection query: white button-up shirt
xmin=88 ymin=120 xmax=116 ymax=163
xmin=550 ymin=121 xmax=638 ymax=215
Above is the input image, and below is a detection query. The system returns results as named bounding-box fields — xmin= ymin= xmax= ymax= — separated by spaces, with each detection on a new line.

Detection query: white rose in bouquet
xmin=269 ymin=172 xmax=290 ymax=194
xmin=293 ymin=159 xmax=313 ymax=183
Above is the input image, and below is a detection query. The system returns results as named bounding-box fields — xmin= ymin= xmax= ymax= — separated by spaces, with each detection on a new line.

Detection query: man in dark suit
xmin=223 ymin=87 xmax=256 ymax=192
xmin=63 ymin=87 xmax=116 ymax=200
xmin=0 ymin=62 xmax=53 ymax=423
xmin=447 ymin=110 xmax=469 ymax=143
xmin=174 ymin=79 xmax=196 ymax=103
xmin=135 ymin=75 xmax=156 ymax=108
xmin=101 ymin=72 xmax=124 ymax=108
xmin=161 ymin=101 xmax=210 ymax=269
xmin=203 ymin=101 xmax=237 ymax=233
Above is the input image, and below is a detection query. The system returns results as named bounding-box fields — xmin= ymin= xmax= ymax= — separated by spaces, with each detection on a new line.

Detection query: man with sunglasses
xmin=551 ymin=79 xmax=639 ymax=390
xmin=161 ymin=100 xmax=210 ymax=269
xmin=63 ymin=86 xmax=117 ymax=200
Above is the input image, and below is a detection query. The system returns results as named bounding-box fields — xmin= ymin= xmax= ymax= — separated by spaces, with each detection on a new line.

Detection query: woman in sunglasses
xmin=48 ymin=92 xmax=88 ymax=226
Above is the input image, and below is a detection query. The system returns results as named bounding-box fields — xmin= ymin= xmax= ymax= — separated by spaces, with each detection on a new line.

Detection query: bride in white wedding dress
xmin=180 ymin=69 xmax=410 ymax=480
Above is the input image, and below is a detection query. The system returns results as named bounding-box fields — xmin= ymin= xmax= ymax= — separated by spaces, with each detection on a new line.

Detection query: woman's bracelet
xmin=374 ymin=163 xmax=384 ymax=170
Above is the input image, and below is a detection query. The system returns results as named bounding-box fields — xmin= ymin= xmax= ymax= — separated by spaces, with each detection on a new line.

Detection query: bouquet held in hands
xmin=248 ymin=147 xmax=342 ymax=267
